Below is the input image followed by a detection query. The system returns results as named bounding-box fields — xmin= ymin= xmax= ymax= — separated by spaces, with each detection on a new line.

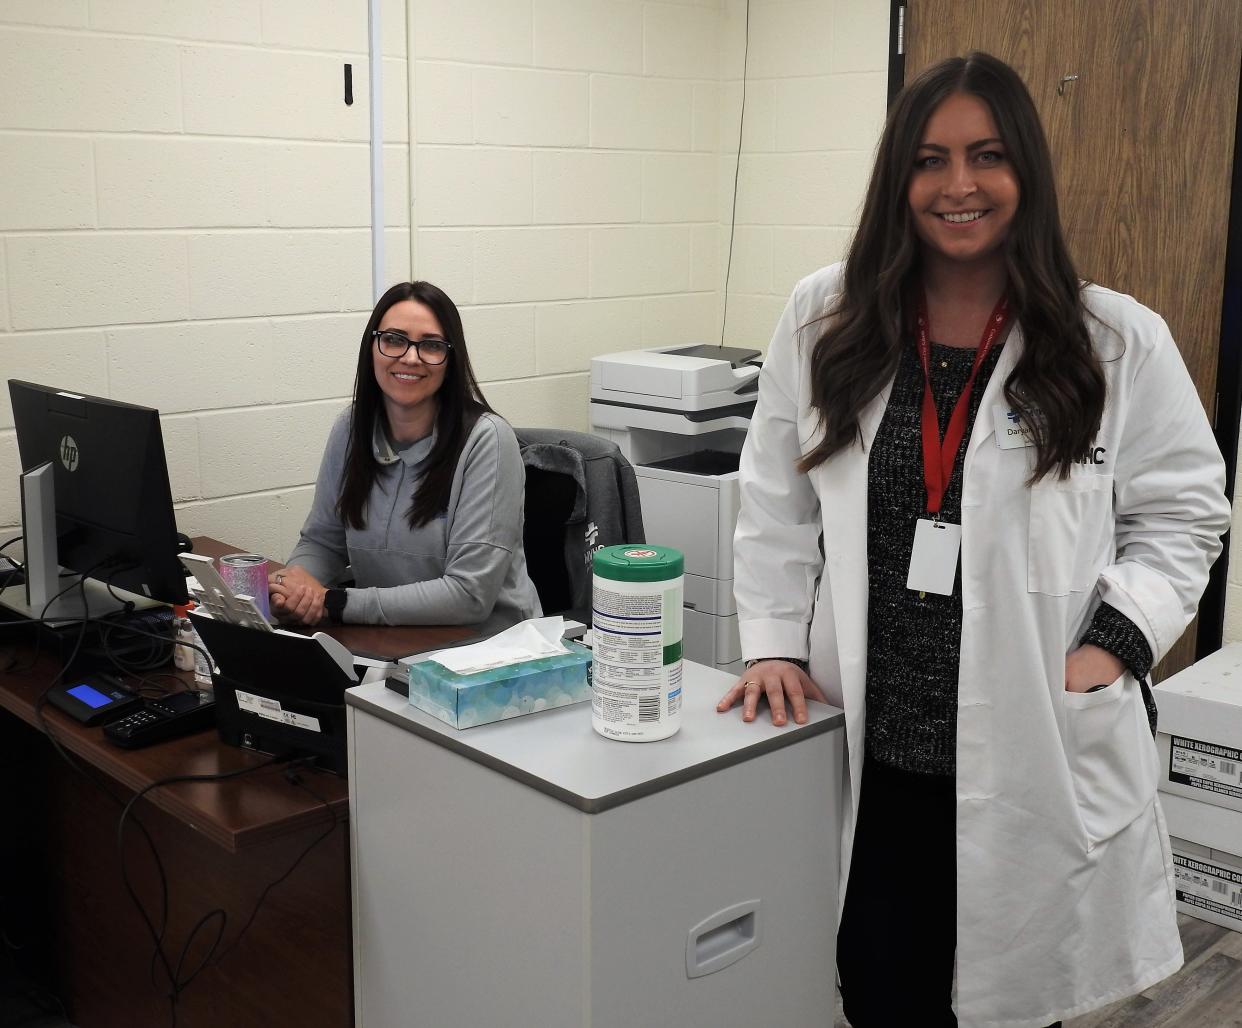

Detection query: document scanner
xmin=190 ymin=610 xmax=357 ymax=775
xmin=590 ymin=345 xmax=762 ymax=674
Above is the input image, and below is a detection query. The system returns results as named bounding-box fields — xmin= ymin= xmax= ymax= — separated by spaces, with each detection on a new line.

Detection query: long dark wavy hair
xmin=798 ymin=51 xmax=1105 ymax=482
xmin=337 ymin=281 xmax=494 ymax=529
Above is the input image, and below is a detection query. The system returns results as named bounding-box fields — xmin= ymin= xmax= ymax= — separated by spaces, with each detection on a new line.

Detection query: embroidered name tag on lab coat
xmin=994 ymin=405 xmax=1036 ymax=449
xmin=907 ymin=519 xmax=962 ymax=596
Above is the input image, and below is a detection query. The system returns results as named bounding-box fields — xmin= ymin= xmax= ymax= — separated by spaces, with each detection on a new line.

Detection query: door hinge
xmin=897 ymin=4 xmax=906 ymax=56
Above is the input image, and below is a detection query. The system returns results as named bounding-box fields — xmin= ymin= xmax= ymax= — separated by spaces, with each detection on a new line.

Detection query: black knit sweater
xmin=863 ymin=338 xmax=1152 ymax=776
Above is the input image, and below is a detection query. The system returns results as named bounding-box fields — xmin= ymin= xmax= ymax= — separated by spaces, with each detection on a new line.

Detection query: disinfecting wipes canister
xmin=591 ymin=544 xmax=684 ymax=742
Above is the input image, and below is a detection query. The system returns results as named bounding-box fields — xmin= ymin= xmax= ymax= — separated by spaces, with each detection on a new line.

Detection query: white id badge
xmin=993 ymin=405 xmax=1036 ymax=449
xmin=907 ymin=519 xmax=962 ymax=596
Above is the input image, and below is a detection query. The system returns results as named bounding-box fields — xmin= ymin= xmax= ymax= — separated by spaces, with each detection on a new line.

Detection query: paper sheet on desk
xmin=425 ymin=616 xmax=568 ymax=675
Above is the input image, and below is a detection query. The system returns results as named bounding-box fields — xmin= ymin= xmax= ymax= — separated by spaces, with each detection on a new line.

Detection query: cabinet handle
xmin=685 ymin=899 xmax=761 ymax=979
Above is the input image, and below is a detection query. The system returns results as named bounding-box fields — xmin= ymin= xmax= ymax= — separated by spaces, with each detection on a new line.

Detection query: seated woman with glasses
xmin=268 ymin=281 xmax=542 ymax=629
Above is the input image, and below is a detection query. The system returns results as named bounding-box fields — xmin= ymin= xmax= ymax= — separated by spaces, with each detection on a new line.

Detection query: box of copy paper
xmin=407 ymin=641 xmax=592 ymax=729
xmin=1170 ymin=839 xmax=1242 ymax=934
xmin=1155 ymin=643 xmax=1242 ymax=814
xmin=1165 ymin=791 xmax=1242 ymax=933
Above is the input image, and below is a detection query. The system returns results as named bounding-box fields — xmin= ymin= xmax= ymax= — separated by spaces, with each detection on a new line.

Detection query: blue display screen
xmin=67 ymin=683 xmax=113 ymax=709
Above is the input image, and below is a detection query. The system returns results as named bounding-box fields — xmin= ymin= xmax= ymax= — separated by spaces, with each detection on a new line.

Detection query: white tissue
xmin=425 ymin=616 xmax=569 ymax=675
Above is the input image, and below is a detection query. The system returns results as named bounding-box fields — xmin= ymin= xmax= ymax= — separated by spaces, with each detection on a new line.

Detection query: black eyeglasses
xmin=372 ymin=330 xmax=452 ymax=365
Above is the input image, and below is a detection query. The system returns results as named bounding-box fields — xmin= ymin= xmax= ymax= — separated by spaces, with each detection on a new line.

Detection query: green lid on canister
xmin=593 ymin=544 xmax=684 ymax=582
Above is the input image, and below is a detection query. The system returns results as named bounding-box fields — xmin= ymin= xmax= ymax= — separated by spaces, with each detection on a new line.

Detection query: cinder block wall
xmin=0 ymin=0 xmax=889 ymax=567
xmin=718 ymin=0 xmax=888 ymax=349
xmin=0 ymin=2 xmax=409 ymax=561
xmin=409 ymin=0 xmax=727 ymax=433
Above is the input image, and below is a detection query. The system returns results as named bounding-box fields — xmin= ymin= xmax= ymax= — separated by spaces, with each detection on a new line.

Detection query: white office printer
xmin=590 ymin=344 xmax=761 ymax=674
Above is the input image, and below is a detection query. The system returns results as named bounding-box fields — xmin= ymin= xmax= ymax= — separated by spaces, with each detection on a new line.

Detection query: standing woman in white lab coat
xmin=717 ymin=52 xmax=1230 ymax=1027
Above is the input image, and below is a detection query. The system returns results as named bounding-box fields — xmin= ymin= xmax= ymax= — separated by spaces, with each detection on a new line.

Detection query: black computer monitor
xmin=7 ymin=380 xmax=188 ymax=614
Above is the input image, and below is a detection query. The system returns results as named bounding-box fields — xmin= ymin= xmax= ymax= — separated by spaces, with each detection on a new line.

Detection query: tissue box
xmin=408 ymin=641 xmax=592 ymax=729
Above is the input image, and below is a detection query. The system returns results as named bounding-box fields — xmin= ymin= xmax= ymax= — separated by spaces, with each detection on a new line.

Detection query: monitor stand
xmin=0 ymin=462 xmax=160 ymax=628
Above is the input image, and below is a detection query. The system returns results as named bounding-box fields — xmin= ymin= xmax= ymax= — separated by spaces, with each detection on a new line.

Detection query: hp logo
xmin=59 ymin=435 xmax=79 ymax=472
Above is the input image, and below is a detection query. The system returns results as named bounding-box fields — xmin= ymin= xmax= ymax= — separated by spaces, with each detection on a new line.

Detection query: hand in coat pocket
xmin=1064 ymin=643 xmax=1124 ymax=694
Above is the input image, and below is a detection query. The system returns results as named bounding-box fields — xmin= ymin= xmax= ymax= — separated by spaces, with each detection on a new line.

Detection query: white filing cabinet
xmin=346 ymin=662 xmax=845 ymax=1028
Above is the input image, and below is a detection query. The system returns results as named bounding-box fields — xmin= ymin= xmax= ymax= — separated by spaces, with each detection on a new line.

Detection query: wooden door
xmin=904 ymin=0 xmax=1242 ymax=680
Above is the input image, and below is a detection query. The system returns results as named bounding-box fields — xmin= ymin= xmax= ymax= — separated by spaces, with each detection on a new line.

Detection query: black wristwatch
xmin=324 ymin=588 xmax=347 ymax=625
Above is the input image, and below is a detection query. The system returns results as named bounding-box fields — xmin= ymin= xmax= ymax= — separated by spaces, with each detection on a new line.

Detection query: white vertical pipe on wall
xmin=406 ymin=2 xmax=418 ymax=277
xmin=368 ymin=0 xmax=385 ymax=301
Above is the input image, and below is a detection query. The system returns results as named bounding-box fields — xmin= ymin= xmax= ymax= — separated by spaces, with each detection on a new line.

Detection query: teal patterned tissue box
xmin=408 ymin=641 xmax=593 ymax=729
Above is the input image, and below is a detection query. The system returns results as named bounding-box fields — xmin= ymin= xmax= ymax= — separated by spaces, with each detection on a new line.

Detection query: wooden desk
xmin=0 ymin=538 xmax=473 ymax=1028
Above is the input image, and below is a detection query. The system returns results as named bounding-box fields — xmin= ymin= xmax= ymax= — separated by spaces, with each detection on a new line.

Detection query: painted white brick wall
xmin=474 ymin=228 xmax=591 ymax=304
xmin=412 ymin=62 xmax=473 ymax=144
xmin=460 ymin=305 xmax=537 ymax=381
xmin=269 ymin=314 xmax=370 ymax=402
xmin=533 ymin=151 xmax=642 ymax=224
xmin=106 ymin=321 xmax=275 ymax=414
xmin=94 ymin=139 xmax=267 ymax=229
xmin=411 ymin=0 xmax=533 ymax=65
xmin=590 ymin=76 xmax=696 ymax=151
xmin=88 ymin=1 xmax=262 ymax=44
xmin=644 ymin=3 xmax=720 ymax=79
xmin=417 ymin=147 xmax=534 ymax=226
xmin=197 ymin=401 xmax=342 ymax=498
xmin=0 ymin=0 xmax=892 ymax=582
xmin=473 ymin=68 xmax=589 ymax=147
xmin=692 ymin=82 xmax=721 ymax=152
xmin=535 ymin=298 xmax=641 ymax=375
xmin=641 ymin=292 xmax=720 ymax=347
xmin=534 ymin=0 xmax=644 ymax=75
xmin=186 ymin=230 xmax=373 ymax=319
xmin=0 ymin=431 xmax=21 ymax=529
xmin=0 ymin=2 xmax=408 ymax=565
xmin=1 ymin=3 xmax=88 ymax=30
xmin=1 ymin=331 xmax=109 ymax=430
xmin=0 ymin=246 xmax=8 ymax=331
xmin=7 ymin=234 xmax=192 ymax=330
xmin=0 ymin=136 xmax=96 ymax=230
xmin=590 ymin=226 xmax=693 ymax=297
xmin=718 ymin=0 xmax=888 ymax=350
xmin=404 ymin=0 xmax=890 ymax=441
xmin=0 ymin=29 xmax=182 ymax=132
xmin=412 ymin=0 xmax=776 ymax=437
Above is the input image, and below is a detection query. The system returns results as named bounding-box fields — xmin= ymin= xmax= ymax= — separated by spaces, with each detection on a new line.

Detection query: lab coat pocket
xmin=1063 ymin=673 xmax=1159 ymax=848
xmin=1028 ymin=473 xmax=1114 ymax=595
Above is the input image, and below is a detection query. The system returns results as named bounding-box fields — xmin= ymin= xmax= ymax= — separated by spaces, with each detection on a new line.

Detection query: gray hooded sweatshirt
xmin=288 ymin=409 xmax=541 ymax=630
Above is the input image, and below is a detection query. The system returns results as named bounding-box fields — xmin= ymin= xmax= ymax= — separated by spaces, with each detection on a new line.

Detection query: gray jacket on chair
xmin=515 ymin=428 xmax=645 ymax=617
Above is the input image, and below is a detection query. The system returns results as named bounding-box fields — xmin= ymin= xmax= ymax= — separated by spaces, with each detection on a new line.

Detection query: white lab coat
xmin=734 ymin=263 xmax=1231 ymax=1027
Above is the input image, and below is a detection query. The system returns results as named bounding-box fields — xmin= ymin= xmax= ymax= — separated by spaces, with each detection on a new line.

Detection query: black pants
xmin=836 ymin=753 xmax=1061 ymax=1028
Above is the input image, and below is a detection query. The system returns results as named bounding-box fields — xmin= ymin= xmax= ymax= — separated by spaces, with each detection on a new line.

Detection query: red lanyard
xmin=914 ymin=291 xmax=1010 ymax=515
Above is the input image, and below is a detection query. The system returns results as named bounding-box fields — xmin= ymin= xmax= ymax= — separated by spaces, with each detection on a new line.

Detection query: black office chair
xmin=515 ymin=428 xmax=645 ymax=622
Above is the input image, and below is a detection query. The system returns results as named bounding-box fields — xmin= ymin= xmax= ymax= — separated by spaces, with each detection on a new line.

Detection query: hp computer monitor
xmin=7 ymin=380 xmax=188 ymax=617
